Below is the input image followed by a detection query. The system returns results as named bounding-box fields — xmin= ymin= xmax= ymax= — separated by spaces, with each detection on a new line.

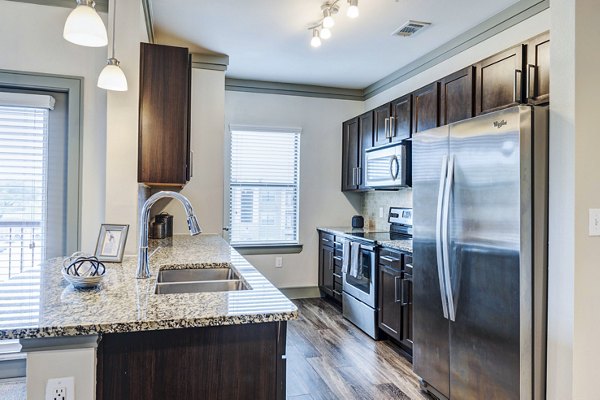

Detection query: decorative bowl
xmin=62 ymin=252 xmax=106 ymax=289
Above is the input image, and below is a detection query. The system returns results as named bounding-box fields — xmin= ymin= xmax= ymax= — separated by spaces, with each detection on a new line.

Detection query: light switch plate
xmin=589 ymin=209 xmax=600 ymax=236
xmin=275 ymin=257 xmax=283 ymax=268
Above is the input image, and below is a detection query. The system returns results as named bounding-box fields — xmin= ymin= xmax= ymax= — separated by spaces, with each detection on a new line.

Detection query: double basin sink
xmin=154 ymin=267 xmax=249 ymax=294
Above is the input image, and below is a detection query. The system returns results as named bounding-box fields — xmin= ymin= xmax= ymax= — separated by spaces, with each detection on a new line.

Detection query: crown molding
xmin=225 ymin=78 xmax=364 ymax=101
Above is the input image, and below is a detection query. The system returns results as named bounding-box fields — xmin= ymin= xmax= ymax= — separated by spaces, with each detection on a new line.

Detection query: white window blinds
xmin=229 ymin=126 xmax=301 ymax=246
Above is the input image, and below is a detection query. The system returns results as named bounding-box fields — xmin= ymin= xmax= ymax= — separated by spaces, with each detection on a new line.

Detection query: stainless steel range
xmin=341 ymin=207 xmax=413 ymax=339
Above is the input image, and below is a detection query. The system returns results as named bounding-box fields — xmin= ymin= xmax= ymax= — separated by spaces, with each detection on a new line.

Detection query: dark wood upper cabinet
xmin=475 ymin=44 xmax=526 ymax=116
xmin=412 ymin=82 xmax=440 ymax=134
xmin=341 ymin=117 xmax=360 ymax=191
xmin=358 ymin=111 xmax=374 ymax=190
xmin=373 ymin=104 xmax=392 ymax=147
xmin=390 ymin=94 xmax=412 ymax=142
xmin=440 ymin=66 xmax=475 ymax=125
xmin=138 ymin=43 xmax=191 ymax=186
xmin=526 ymin=32 xmax=550 ymax=105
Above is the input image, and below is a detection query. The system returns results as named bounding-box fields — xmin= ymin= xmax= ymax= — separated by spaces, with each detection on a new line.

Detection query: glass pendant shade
xmin=98 ymin=59 xmax=128 ymax=91
xmin=63 ymin=3 xmax=108 ymax=47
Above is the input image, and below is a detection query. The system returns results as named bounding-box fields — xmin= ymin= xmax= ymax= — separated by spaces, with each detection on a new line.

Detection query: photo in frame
xmin=94 ymin=224 xmax=129 ymax=262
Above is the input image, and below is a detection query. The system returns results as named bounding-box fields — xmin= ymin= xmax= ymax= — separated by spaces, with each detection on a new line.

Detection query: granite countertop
xmin=317 ymin=226 xmax=413 ymax=253
xmin=0 ymin=235 xmax=297 ymax=340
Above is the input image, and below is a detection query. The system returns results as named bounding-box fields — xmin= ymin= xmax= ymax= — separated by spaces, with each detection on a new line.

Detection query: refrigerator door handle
xmin=442 ymin=154 xmax=457 ymax=322
xmin=436 ymin=155 xmax=450 ymax=320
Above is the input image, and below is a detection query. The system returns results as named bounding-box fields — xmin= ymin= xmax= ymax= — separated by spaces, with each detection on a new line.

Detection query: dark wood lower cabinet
xmin=378 ymin=249 xmax=413 ymax=357
xmin=96 ymin=322 xmax=287 ymax=400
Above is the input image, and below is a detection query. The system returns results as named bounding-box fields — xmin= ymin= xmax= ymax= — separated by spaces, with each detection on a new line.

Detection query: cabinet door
xmin=475 ymin=44 xmax=525 ymax=115
xmin=400 ymin=256 xmax=413 ymax=351
xmin=373 ymin=104 xmax=392 ymax=147
xmin=378 ymin=263 xmax=403 ymax=342
xmin=390 ymin=94 xmax=412 ymax=142
xmin=412 ymin=82 xmax=440 ymax=134
xmin=440 ymin=66 xmax=475 ymax=125
xmin=138 ymin=43 xmax=191 ymax=185
xmin=358 ymin=111 xmax=374 ymax=190
xmin=341 ymin=117 xmax=360 ymax=192
xmin=318 ymin=232 xmax=335 ymax=297
xmin=526 ymin=32 xmax=550 ymax=105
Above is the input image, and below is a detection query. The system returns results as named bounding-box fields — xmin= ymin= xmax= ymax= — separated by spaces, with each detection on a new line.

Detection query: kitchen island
xmin=0 ymin=235 xmax=297 ymax=400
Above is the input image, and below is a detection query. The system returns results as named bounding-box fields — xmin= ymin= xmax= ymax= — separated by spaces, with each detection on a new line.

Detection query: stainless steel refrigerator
xmin=412 ymin=106 xmax=548 ymax=400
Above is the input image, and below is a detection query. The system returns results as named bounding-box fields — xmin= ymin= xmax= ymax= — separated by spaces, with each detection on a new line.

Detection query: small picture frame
xmin=95 ymin=224 xmax=129 ymax=263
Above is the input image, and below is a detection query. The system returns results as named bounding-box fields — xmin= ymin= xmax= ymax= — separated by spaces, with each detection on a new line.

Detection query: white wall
xmin=224 ymin=91 xmax=363 ymax=288
xmin=162 ymin=68 xmax=226 ymax=235
xmin=0 ymin=1 xmax=107 ymax=253
xmin=364 ymin=9 xmax=551 ymax=109
xmin=548 ymin=1 xmax=600 ymax=398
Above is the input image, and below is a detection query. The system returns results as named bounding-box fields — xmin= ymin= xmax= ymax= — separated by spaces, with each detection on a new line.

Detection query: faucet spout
xmin=137 ymin=191 xmax=202 ymax=279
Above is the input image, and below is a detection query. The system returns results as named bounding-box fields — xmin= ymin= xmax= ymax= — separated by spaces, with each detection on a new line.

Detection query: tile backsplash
xmin=362 ymin=189 xmax=413 ymax=231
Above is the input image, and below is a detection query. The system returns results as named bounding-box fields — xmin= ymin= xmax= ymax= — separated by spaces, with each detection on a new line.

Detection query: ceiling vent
xmin=392 ymin=20 xmax=431 ymax=37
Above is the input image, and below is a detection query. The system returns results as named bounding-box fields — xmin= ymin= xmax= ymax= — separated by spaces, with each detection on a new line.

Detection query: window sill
xmin=233 ymin=244 xmax=303 ymax=255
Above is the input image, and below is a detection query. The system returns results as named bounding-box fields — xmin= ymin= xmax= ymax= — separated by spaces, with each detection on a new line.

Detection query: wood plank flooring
xmin=287 ymin=298 xmax=430 ymax=400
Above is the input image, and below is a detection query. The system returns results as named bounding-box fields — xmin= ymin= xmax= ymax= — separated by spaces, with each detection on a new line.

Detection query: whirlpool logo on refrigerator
xmin=493 ymin=120 xmax=508 ymax=129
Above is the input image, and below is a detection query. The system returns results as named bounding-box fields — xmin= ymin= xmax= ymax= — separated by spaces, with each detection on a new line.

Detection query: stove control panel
xmin=388 ymin=207 xmax=413 ymax=226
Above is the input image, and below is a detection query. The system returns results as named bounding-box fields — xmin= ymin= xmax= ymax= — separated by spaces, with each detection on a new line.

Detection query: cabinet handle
xmin=357 ymin=167 xmax=361 ymax=186
xmin=333 ymin=256 xmax=342 ymax=261
xmin=380 ymin=255 xmax=399 ymax=263
xmin=514 ymin=69 xmax=522 ymax=103
xmin=390 ymin=116 xmax=395 ymax=138
xmin=527 ymin=64 xmax=537 ymax=100
xmin=384 ymin=117 xmax=389 ymax=138
xmin=401 ymin=278 xmax=411 ymax=306
xmin=333 ymin=289 xmax=342 ymax=296
xmin=394 ymin=275 xmax=402 ymax=303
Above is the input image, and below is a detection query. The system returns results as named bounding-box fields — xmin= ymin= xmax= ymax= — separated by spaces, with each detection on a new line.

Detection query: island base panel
xmin=96 ymin=322 xmax=286 ymax=400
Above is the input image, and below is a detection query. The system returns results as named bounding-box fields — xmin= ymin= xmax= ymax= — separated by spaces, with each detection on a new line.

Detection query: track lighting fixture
xmin=322 ymin=8 xmax=335 ymax=28
xmin=347 ymin=0 xmax=359 ymax=18
xmin=311 ymin=29 xmax=322 ymax=48
xmin=308 ymin=1 xmax=359 ymax=47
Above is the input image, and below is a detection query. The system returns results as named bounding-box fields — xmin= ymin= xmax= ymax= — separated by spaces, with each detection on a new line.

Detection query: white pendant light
xmin=320 ymin=27 xmax=332 ymax=40
xmin=98 ymin=58 xmax=128 ymax=91
xmin=63 ymin=0 xmax=108 ymax=47
xmin=311 ymin=29 xmax=322 ymax=48
xmin=98 ymin=0 xmax=128 ymax=91
xmin=347 ymin=0 xmax=359 ymax=18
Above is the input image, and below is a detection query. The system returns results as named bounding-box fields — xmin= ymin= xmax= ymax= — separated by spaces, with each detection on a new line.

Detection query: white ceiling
xmin=151 ymin=0 xmax=521 ymax=89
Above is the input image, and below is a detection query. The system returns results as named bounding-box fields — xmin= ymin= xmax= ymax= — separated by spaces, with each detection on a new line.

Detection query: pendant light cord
xmin=111 ymin=0 xmax=117 ymax=58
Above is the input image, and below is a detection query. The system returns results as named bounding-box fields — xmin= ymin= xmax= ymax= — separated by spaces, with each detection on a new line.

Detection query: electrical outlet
xmin=275 ymin=257 xmax=283 ymax=268
xmin=379 ymin=207 xmax=384 ymax=218
xmin=45 ymin=377 xmax=74 ymax=400
xmin=590 ymin=209 xmax=600 ymax=236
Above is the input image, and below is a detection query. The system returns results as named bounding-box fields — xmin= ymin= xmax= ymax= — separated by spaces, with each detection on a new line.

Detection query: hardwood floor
xmin=286 ymin=298 xmax=429 ymax=400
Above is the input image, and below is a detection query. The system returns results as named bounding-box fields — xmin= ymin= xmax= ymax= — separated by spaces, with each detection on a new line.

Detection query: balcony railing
xmin=0 ymin=221 xmax=43 ymax=283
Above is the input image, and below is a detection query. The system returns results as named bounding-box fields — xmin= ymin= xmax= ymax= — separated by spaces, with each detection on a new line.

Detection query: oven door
xmin=343 ymin=244 xmax=377 ymax=308
xmin=365 ymin=144 xmax=407 ymax=188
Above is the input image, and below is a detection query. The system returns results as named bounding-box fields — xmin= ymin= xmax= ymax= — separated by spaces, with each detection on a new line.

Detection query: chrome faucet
xmin=137 ymin=191 xmax=201 ymax=278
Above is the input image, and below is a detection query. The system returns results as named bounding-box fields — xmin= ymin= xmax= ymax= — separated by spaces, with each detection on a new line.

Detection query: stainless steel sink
xmin=157 ymin=268 xmax=238 ymax=283
xmin=155 ymin=280 xmax=248 ymax=294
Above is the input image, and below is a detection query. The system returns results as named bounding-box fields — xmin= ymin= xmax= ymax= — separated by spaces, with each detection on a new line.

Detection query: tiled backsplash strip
xmin=362 ymin=189 xmax=413 ymax=231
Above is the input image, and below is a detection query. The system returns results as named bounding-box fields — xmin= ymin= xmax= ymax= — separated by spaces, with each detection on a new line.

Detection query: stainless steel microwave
xmin=365 ymin=143 xmax=407 ymax=188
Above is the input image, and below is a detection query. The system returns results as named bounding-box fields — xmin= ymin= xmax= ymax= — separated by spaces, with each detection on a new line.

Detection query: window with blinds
xmin=228 ymin=127 xmax=301 ymax=246
xmin=0 ymin=104 xmax=48 ymax=282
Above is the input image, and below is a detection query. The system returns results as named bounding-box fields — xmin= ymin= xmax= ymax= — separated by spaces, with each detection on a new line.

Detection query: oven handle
xmin=436 ymin=155 xmax=450 ymax=320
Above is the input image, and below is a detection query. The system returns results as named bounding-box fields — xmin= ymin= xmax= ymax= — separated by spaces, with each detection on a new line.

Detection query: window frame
xmin=225 ymin=124 xmax=302 ymax=253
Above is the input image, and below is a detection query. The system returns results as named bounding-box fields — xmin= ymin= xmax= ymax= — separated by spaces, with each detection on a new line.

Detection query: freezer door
xmin=412 ymin=125 xmax=451 ymax=398
xmin=446 ymin=106 xmax=531 ymax=399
